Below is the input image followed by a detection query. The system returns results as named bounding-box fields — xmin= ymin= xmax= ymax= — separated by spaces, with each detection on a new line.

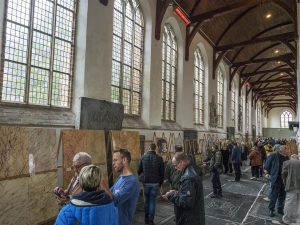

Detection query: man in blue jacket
xmin=264 ymin=145 xmax=289 ymax=217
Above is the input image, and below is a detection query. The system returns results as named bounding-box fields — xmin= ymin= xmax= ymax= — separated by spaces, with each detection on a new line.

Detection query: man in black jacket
xmin=138 ymin=143 xmax=164 ymax=225
xmin=163 ymin=152 xmax=205 ymax=225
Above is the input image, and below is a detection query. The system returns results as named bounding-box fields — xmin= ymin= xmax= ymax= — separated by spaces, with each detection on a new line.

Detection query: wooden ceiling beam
xmin=190 ymin=0 xmax=202 ymax=16
xmin=216 ymin=32 xmax=296 ymax=52
xmin=155 ymin=0 xmax=172 ymax=40
xmin=216 ymin=7 xmax=257 ymax=46
xmin=232 ymin=53 xmax=294 ymax=68
xmin=189 ymin=0 xmax=269 ymax=24
xmin=250 ymin=78 xmax=294 ymax=85
xmin=230 ymin=21 xmax=293 ymax=62
xmin=241 ymin=68 xmax=293 ymax=78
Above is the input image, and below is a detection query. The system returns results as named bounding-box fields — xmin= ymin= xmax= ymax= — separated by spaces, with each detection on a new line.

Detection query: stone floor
xmin=133 ymin=167 xmax=286 ymax=225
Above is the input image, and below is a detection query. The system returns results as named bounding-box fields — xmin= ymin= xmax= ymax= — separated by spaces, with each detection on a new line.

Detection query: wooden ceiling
xmin=155 ymin=0 xmax=298 ymax=114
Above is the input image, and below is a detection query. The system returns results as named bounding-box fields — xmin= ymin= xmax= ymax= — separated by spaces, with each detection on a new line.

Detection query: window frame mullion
xmin=48 ymin=0 xmax=58 ymax=106
xmin=25 ymin=0 xmax=36 ymax=104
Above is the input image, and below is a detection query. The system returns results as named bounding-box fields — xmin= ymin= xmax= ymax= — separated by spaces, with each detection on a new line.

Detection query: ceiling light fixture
xmin=277 ymin=61 xmax=281 ymax=64
xmin=274 ymin=50 xmax=279 ymax=54
xmin=266 ymin=13 xmax=272 ymax=19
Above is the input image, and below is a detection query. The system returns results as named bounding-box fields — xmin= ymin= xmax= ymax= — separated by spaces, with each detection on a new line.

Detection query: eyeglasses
xmin=71 ymin=163 xmax=86 ymax=170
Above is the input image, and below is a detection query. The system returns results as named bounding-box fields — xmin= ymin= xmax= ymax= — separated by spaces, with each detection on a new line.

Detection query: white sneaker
xmin=263 ymin=197 xmax=270 ymax=202
xmin=250 ymin=177 xmax=256 ymax=180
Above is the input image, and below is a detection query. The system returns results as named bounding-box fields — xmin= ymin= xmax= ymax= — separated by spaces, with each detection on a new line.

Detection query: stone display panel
xmin=80 ymin=97 xmax=124 ymax=130
xmin=28 ymin=172 xmax=59 ymax=224
xmin=62 ymin=130 xmax=108 ymax=188
xmin=0 ymin=126 xmax=58 ymax=179
xmin=0 ymin=172 xmax=59 ymax=225
xmin=0 ymin=177 xmax=29 ymax=225
xmin=28 ymin=128 xmax=58 ymax=173
xmin=0 ymin=126 xmax=29 ymax=179
xmin=110 ymin=131 xmax=141 ymax=161
xmin=110 ymin=131 xmax=141 ymax=180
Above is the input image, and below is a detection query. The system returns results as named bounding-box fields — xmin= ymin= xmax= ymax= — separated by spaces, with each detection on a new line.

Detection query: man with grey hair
xmin=54 ymin=152 xmax=92 ymax=205
xmin=162 ymin=152 xmax=205 ymax=225
xmin=264 ymin=145 xmax=289 ymax=217
xmin=281 ymin=154 xmax=300 ymax=224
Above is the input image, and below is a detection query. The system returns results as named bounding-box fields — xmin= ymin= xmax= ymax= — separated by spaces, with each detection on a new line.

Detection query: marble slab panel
xmin=110 ymin=131 xmax=141 ymax=161
xmin=28 ymin=172 xmax=59 ymax=225
xmin=62 ymin=130 xmax=107 ymax=188
xmin=0 ymin=126 xmax=29 ymax=179
xmin=0 ymin=177 xmax=29 ymax=225
xmin=28 ymin=128 xmax=58 ymax=173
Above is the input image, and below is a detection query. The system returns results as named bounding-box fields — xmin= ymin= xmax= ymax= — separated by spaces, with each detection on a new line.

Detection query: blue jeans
xmin=269 ymin=178 xmax=286 ymax=211
xmin=144 ymin=183 xmax=160 ymax=221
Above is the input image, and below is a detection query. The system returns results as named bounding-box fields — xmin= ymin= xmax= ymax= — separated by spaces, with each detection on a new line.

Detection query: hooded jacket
xmin=55 ymin=190 xmax=118 ymax=225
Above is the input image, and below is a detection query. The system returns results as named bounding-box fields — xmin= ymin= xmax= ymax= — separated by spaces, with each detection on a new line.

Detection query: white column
xmin=73 ymin=0 xmax=114 ymax=127
xmin=296 ymin=3 xmax=300 ymax=147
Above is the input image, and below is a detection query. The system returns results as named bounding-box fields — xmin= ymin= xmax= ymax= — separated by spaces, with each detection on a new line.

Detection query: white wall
xmin=267 ymin=107 xmax=295 ymax=128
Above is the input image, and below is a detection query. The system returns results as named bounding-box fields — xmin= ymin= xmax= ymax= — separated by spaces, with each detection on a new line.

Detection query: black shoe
xmin=277 ymin=209 xmax=284 ymax=215
xmin=269 ymin=210 xmax=275 ymax=217
xmin=218 ymin=193 xmax=223 ymax=198
xmin=149 ymin=220 xmax=154 ymax=225
xmin=210 ymin=193 xmax=220 ymax=198
xmin=145 ymin=217 xmax=149 ymax=224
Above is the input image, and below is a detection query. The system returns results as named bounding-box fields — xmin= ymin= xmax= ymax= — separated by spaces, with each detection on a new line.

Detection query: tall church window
xmin=257 ymin=104 xmax=261 ymax=135
xmin=280 ymin=110 xmax=292 ymax=128
xmin=231 ymin=81 xmax=236 ymax=127
xmin=1 ymin=0 xmax=78 ymax=107
xmin=161 ymin=24 xmax=177 ymax=121
xmin=217 ymin=68 xmax=224 ymax=127
xmin=193 ymin=48 xmax=204 ymax=124
xmin=111 ymin=0 xmax=144 ymax=115
xmin=246 ymin=101 xmax=250 ymax=133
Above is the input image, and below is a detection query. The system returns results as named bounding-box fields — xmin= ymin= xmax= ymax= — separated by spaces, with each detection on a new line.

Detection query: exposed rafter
xmin=155 ymin=0 xmax=172 ymax=40
xmin=216 ymin=32 xmax=296 ymax=52
xmin=241 ymin=68 xmax=293 ymax=78
xmin=231 ymin=53 xmax=294 ymax=68
xmin=250 ymin=78 xmax=295 ymax=85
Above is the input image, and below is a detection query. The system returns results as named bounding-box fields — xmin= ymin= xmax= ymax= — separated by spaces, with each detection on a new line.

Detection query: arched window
xmin=239 ymin=90 xmax=244 ymax=132
xmin=193 ymin=48 xmax=205 ymax=124
xmin=161 ymin=24 xmax=177 ymax=121
xmin=246 ymin=101 xmax=250 ymax=133
xmin=257 ymin=103 xmax=261 ymax=135
xmin=217 ymin=68 xmax=224 ymax=127
xmin=1 ymin=0 xmax=77 ymax=108
xmin=281 ymin=110 xmax=293 ymax=128
xmin=231 ymin=81 xmax=236 ymax=127
xmin=111 ymin=0 xmax=144 ymax=115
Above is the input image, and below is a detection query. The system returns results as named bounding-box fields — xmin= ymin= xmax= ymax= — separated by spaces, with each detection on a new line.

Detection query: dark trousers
xmin=211 ymin=168 xmax=222 ymax=194
xmin=251 ymin=166 xmax=260 ymax=178
xmin=233 ymin=163 xmax=241 ymax=181
xmin=228 ymin=163 xmax=233 ymax=173
xmin=269 ymin=178 xmax=286 ymax=211
xmin=221 ymin=150 xmax=229 ymax=174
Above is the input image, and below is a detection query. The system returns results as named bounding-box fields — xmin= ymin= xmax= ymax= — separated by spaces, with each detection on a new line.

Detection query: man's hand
xmin=162 ymin=190 xmax=176 ymax=200
xmin=101 ymin=180 xmax=113 ymax=198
